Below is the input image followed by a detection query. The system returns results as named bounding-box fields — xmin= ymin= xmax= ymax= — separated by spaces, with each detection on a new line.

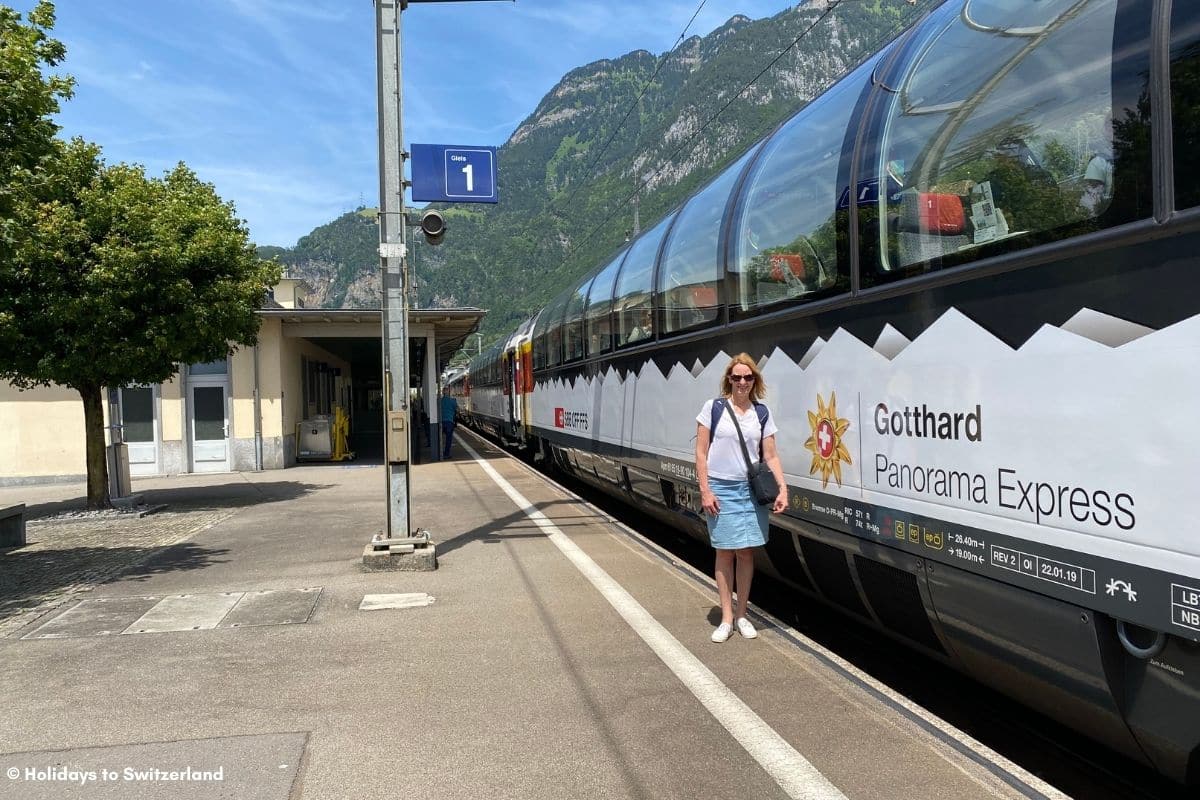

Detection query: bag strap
xmin=709 ymin=398 xmax=769 ymax=460
xmin=755 ymin=402 xmax=769 ymax=428
xmin=707 ymin=398 xmax=723 ymax=451
xmin=753 ymin=402 xmax=767 ymax=459
xmin=722 ymin=402 xmax=757 ymax=472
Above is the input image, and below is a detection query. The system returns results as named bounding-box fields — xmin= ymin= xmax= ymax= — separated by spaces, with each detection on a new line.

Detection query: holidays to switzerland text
xmin=8 ymin=765 xmax=224 ymax=785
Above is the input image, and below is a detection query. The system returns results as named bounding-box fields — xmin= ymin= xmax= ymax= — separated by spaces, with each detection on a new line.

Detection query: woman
xmin=695 ymin=353 xmax=788 ymax=643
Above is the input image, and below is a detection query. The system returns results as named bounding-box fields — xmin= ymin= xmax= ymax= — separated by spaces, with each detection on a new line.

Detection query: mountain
xmin=256 ymin=208 xmax=381 ymax=308
xmin=262 ymin=0 xmax=931 ymax=342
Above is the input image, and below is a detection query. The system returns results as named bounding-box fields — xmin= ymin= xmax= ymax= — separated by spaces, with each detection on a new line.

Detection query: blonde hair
xmin=720 ymin=353 xmax=766 ymax=402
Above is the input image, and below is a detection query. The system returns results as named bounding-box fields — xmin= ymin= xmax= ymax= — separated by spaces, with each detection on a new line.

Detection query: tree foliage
xmin=0 ymin=0 xmax=72 ymax=258
xmin=1 ymin=138 xmax=281 ymax=507
xmin=2 ymin=139 xmax=281 ymax=390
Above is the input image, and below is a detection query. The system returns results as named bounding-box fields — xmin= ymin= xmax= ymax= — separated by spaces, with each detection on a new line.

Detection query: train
xmin=455 ymin=0 xmax=1200 ymax=784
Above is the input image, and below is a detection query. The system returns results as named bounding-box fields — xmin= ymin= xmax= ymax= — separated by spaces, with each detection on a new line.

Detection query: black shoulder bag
xmin=723 ymin=402 xmax=780 ymax=506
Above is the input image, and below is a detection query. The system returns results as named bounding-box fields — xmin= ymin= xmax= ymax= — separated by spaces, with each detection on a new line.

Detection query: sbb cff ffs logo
xmin=554 ymin=408 xmax=589 ymax=431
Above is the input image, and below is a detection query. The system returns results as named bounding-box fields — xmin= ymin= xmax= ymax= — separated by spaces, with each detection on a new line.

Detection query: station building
xmin=0 ymin=278 xmax=483 ymax=486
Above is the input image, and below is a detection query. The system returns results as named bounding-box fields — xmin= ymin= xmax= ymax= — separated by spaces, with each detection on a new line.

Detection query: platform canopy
xmin=258 ymin=307 xmax=485 ymax=370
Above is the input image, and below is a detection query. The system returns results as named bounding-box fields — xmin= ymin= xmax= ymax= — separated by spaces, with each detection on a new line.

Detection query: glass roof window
xmin=656 ymin=149 xmax=756 ymax=335
xmin=613 ymin=214 xmax=674 ymax=348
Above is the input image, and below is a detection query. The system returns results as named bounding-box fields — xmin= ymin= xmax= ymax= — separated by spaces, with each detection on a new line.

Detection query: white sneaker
xmin=711 ymin=622 xmax=733 ymax=643
xmin=735 ymin=617 xmax=757 ymax=639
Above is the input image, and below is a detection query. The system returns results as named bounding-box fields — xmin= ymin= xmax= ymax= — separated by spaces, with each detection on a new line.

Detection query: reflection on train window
xmin=614 ymin=214 xmax=673 ymax=347
xmin=532 ymin=307 xmax=549 ymax=369
xmin=732 ymin=61 xmax=866 ymax=311
xmin=532 ymin=333 xmax=545 ymax=370
xmin=542 ymin=291 xmax=569 ymax=367
xmin=867 ymin=0 xmax=1147 ymax=284
xmin=562 ymin=277 xmax=592 ymax=362
xmin=961 ymin=0 xmax=1082 ymax=35
xmin=586 ymin=251 xmax=623 ymax=356
xmin=658 ymin=150 xmax=753 ymax=335
xmin=1171 ymin=2 xmax=1200 ymax=210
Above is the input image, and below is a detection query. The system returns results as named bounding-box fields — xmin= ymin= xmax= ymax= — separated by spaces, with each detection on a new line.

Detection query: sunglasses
xmin=729 ymin=374 xmax=755 ymax=383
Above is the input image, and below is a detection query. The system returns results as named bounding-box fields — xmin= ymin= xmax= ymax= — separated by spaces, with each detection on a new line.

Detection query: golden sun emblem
xmin=804 ymin=392 xmax=852 ymax=488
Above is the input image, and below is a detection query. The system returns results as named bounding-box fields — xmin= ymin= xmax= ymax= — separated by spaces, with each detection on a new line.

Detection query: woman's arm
xmin=762 ymin=434 xmax=788 ymax=513
xmin=696 ymin=422 xmax=719 ymax=516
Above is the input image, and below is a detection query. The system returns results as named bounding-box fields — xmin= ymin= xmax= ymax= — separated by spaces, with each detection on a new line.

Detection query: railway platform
xmin=0 ymin=430 xmax=1068 ymax=800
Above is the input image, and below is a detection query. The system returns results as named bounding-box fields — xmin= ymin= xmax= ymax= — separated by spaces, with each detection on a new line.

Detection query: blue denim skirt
xmin=706 ymin=477 xmax=769 ymax=550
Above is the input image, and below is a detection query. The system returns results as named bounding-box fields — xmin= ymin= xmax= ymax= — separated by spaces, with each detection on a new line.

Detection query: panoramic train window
xmin=732 ymin=63 xmax=867 ymax=311
xmin=1172 ymin=2 xmax=1200 ymax=210
xmin=542 ymin=291 xmax=570 ymax=368
xmin=532 ymin=332 xmax=546 ymax=370
xmin=657 ymin=150 xmax=754 ymax=335
xmin=532 ymin=297 xmax=558 ymax=370
xmin=562 ymin=277 xmax=592 ymax=363
xmin=586 ymin=251 xmax=623 ymax=356
xmin=613 ymin=214 xmax=674 ymax=348
xmin=865 ymin=0 xmax=1150 ymax=284
xmin=533 ymin=302 xmax=554 ymax=370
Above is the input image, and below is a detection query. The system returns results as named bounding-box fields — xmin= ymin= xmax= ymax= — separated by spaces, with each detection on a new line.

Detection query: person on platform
xmin=439 ymin=387 xmax=458 ymax=460
xmin=694 ymin=353 xmax=787 ymax=643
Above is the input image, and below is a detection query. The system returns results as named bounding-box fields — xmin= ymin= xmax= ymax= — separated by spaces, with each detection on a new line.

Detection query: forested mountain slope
xmin=261 ymin=1 xmax=932 ymax=339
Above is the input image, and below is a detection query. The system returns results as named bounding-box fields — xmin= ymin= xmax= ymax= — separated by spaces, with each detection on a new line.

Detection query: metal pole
xmin=253 ymin=343 xmax=263 ymax=471
xmin=106 ymin=388 xmax=125 ymax=499
xmin=376 ymin=0 xmax=411 ymax=540
xmin=372 ymin=0 xmax=508 ymax=549
xmin=409 ymin=236 xmax=419 ymax=308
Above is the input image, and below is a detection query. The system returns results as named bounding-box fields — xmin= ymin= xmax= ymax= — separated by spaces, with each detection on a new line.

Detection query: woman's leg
xmin=714 ymin=549 xmax=735 ymax=624
xmin=733 ymin=548 xmax=755 ymax=619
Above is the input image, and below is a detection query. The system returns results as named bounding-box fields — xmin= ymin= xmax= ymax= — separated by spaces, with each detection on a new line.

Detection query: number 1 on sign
xmin=461 ymin=163 xmax=473 ymax=192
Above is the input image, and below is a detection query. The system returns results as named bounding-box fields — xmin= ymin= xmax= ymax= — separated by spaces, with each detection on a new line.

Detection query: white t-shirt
xmin=696 ymin=398 xmax=779 ymax=481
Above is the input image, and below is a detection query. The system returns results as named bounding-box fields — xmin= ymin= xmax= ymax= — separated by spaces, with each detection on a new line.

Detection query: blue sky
xmin=19 ymin=1 xmax=801 ymax=247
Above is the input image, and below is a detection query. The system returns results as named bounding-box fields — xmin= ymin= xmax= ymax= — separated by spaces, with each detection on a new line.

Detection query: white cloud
xmin=26 ymin=0 xmax=801 ymax=249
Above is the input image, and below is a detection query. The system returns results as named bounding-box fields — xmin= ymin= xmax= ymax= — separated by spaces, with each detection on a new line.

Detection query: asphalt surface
xmin=0 ymin=435 xmax=1069 ymax=800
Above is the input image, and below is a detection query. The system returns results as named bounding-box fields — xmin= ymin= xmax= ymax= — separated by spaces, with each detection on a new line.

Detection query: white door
xmin=120 ymin=386 xmax=159 ymax=475
xmin=190 ymin=384 xmax=229 ymax=472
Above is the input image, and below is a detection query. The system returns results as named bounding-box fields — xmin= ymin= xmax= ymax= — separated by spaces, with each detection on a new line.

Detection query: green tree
xmin=0 ymin=1 xmax=73 ymax=259
xmin=0 ymin=139 xmax=281 ymax=508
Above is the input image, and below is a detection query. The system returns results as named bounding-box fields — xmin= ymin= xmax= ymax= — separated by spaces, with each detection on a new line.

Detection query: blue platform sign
xmin=410 ymin=144 xmax=498 ymax=204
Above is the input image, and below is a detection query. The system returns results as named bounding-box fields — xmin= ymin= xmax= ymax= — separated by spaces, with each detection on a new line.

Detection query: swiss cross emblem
xmin=817 ymin=420 xmax=835 ymax=458
xmin=804 ymin=392 xmax=852 ymax=489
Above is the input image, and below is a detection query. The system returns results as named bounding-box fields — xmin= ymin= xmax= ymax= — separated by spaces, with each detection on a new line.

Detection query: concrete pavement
xmin=0 ymin=435 xmax=1066 ymax=800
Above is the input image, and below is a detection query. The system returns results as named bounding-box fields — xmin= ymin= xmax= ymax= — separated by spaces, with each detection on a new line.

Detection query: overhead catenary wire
xmin=553 ymin=0 xmax=848 ymax=271
xmin=555 ymin=0 xmax=925 ymax=276
xmin=554 ymin=0 xmax=711 ymax=219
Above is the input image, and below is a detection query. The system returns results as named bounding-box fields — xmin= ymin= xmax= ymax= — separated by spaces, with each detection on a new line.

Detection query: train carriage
xmin=471 ymin=0 xmax=1200 ymax=784
xmin=467 ymin=313 xmax=538 ymax=446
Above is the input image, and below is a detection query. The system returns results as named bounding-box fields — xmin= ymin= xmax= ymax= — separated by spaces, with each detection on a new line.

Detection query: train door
xmin=502 ymin=350 xmax=515 ymax=434
xmin=510 ymin=348 xmax=523 ymax=428
xmin=520 ymin=343 xmax=533 ymax=435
